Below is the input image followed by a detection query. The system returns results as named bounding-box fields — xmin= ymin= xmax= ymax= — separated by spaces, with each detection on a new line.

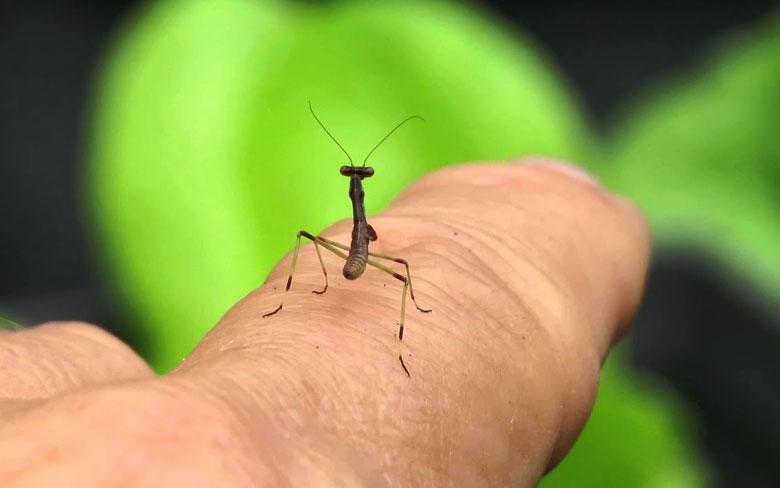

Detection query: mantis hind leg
xmin=315 ymin=234 xmax=432 ymax=314
xmin=363 ymin=252 xmax=431 ymax=378
xmin=313 ymin=235 xmax=429 ymax=312
xmin=286 ymin=234 xmax=430 ymax=377
xmin=365 ymin=251 xmax=431 ymax=314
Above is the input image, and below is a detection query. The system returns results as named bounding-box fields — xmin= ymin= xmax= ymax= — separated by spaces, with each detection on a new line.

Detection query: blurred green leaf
xmin=540 ymin=352 xmax=709 ymax=488
xmin=546 ymin=14 xmax=780 ymax=486
xmin=88 ymin=0 xmax=591 ymax=372
xmin=603 ymin=11 xmax=780 ymax=314
xmin=0 ymin=315 xmax=23 ymax=331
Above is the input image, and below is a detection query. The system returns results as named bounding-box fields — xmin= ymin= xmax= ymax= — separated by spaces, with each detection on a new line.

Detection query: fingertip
xmin=610 ymin=194 xmax=652 ymax=256
xmin=605 ymin=195 xmax=653 ymax=338
xmin=513 ymin=157 xmax=603 ymax=189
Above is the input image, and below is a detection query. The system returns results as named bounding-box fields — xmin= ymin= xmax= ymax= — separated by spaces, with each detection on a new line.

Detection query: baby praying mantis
xmin=263 ymin=103 xmax=431 ymax=376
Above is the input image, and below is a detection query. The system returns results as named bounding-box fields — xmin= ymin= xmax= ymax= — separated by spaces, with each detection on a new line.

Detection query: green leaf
xmin=88 ymin=0 xmax=592 ymax=371
xmin=605 ymin=12 xmax=780 ymax=314
xmin=540 ymin=352 xmax=710 ymax=488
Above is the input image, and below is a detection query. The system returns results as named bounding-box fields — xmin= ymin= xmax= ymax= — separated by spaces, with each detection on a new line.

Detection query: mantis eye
xmin=340 ymin=166 xmax=374 ymax=178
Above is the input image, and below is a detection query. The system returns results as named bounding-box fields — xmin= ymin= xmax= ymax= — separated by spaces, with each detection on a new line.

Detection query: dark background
xmin=1 ymin=1 xmax=778 ymax=486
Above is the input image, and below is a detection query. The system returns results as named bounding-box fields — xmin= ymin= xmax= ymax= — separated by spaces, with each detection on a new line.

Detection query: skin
xmin=0 ymin=158 xmax=650 ymax=487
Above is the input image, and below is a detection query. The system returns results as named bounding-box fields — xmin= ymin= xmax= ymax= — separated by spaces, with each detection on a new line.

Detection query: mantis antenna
xmin=308 ymin=101 xmax=354 ymax=166
xmin=362 ymin=115 xmax=425 ymax=167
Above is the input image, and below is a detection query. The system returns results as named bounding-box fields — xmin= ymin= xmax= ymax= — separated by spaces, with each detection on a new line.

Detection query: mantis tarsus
xmin=263 ymin=103 xmax=431 ymax=377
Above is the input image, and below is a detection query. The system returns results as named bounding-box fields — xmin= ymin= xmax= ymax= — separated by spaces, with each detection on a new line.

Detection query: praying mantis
xmin=263 ymin=103 xmax=431 ymax=376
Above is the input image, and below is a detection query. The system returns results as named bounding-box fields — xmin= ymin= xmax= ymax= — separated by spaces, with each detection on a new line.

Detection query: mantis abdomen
xmin=343 ymin=245 xmax=368 ymax=280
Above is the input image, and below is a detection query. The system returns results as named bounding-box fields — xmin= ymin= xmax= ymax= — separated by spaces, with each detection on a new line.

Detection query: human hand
xmin=0 ymin=158 xmax=649 ymax=487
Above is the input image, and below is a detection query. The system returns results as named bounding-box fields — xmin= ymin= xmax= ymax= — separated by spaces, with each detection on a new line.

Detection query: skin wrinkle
xmin=2 ymin=341 xmax=80 ymax=399
xmin=0 ymin=339 xmax=21 ymax=364
xmin=432 ymin=228 xmax=572 ymax=480
xmin=373 ymin=394 xmax=393 ymax=486
xmin=402 ymin=222 xmax=520 ymax=314
xmin=387 ymin=200 xmax=569 ymax=319
xmin=388 ymin=236 xmax=564 ymax=484
xmin=467 ymin=201 xmax=570 ymax=298
xmin=434 ymin=351 xmax=451 ymax=487
xmin=536 ymin=195 xmax=613 ymax=323
xmin=426 ymin=185 xmax=619 ymax=385
xmin=328 ymin=369 xmax=370 ymax=452
xmin=398 ymin=247 xmax=528 ymax=385
xmin=161 ymin=375 xmax=319 ymax=486
xmin=181 ymin=288 xmax=424 ymax=482
xmin=437 ymin=218 xmax=520 ymax=291
xmin=232 ymin=224 xmax=540 ymax=484
xmin=0 ymin=382 xmax=260 ymax=486
xmin=344 ymin=214 xmax=564 ymax=484
xmin=539 ymin=183 xmax=646 ymax=335
xmin=375 ymin=164 xmax=611 ymax=476
xmin=0 ymin=323 xmax=153 ymax=402
xmin=420 ymin=232 xmax=548 ymax=344
xmin=0 ymin=343 xmax=29 ymax=397
xmin=398 ymin=166 xmax=618 ymax=299
xmin=316 ymin=171 xmax=603 ymax=479
xmin=409 ymin=218 xmax=576 ymax=406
